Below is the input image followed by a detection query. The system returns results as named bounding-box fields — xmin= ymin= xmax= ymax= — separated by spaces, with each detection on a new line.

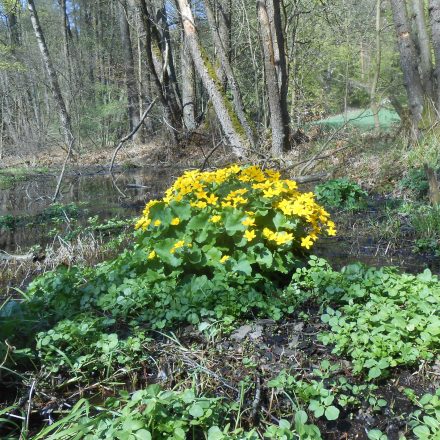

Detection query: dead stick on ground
xmin=109 ymin=98 xmax=157 ymax=174
xmin=22 ymin=379 xmax=36 ymax=440
xmin=52 ymin=134 xmax=74 ymax=202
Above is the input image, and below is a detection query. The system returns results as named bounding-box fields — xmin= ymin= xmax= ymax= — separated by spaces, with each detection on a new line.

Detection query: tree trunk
xmin=119 ymin=0 xmax=140 ymax=136
xmin=257 ymin=0 xmax=289 ymax=156
xmin=429 ymin=0 xmax=440 ymax=110
xmin=424 ymin=163 xmax=440 ymax=205
xmin=27 ymin=0 xmax=74 ymax=150
xmin=205 ymin=0 xmax=256 ymax=147
xmin=137 ymin=0 xmax=181 ymax=144
xmin=412 ymin=0 xmax=433 ymax=98
xmin=216 ymin=0 xmax=231 ymax=89
xmin=176 ymin=0 xmax=249 ymax=156
xmin=370 ymin=0 xmax=382 ymax=132
xmin=181 ymin=32 xmax=197 ymax=131
xmin=389 ymin=0 xmax=424 ymax=128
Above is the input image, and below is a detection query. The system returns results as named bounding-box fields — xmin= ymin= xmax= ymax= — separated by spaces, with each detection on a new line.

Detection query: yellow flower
xmin=301 ymin=236 xmax=314 ymax=249
xmin=210 ymin=215 xmax=221 ymax=223
xmin=170 ymin=240 xmax=185 ymax=253
xmin=154 ymin=219 xmax=161 ymax=227
xmin=148 ymin=250 xmax=156 ymax=260
xmin=242 ymin=217 xmax=256 ymax=227
xmin=205 ymin=193 xmax=218 ymax=205
xmin=244 ymin=229 xmax=256 ymax=242
xmin=220 ymin=255 xmax=230 ymax=263
xmin=171 ymin=218 xmax=180 ymax=226
xmin=190 ymin=200 xmax=207 ymax=209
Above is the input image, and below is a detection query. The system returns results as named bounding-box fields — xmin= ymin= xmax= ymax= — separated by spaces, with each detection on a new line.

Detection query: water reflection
xmin=0 ymin=167 xmax=179 ymax=251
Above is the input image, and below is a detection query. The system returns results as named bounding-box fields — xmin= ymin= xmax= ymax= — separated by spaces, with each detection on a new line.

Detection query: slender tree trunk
xmin=257 ymin=0 xmax=289 ymax=155
xmin=181 ymin=32 xmax=197 ymax=131
xmin=412 ymin=0 xmax=433 ymax=98
xmin=429 ymin=0 xmax=440 ymax=110
xmin=371 ymin=0 xmax=382 ymax=131
xmin=119 ymin=0 xmax=140 ymax=136
xmin=28 ymin=0 xmax=74 ymax=150
xmin=156 ymin=0 xmax=182 ymax=111
xmin=205 ymin=0 xmax=256 ymax=147
xmin=216 ymin=0 xmax=231 ymax=89
xmin=176 ymin=0 xmax=249 ymax=155
xmin=389 ymin=0 xmax=424 ymax=128
xmin=137 ymin=0 xmax=181 ymax=144
xmin=59 ymin=0 xmax=71 ymax=78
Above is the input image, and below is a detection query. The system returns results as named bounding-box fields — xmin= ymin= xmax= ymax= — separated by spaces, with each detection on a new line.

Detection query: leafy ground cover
xmin=0 ymin=165 xmax=439 ymax=439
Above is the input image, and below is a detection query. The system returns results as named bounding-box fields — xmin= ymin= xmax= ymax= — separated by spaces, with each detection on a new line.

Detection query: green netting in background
xmin=311 ymin=108 xmax=401 ymax=131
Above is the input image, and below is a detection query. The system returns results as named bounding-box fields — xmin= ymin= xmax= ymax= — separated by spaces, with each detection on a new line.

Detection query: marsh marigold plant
xmin=135 ymin=165 xmax=336 ymax=278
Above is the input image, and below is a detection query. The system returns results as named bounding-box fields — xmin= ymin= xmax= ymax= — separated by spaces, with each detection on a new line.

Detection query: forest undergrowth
xmin=0 ymin=162 xmax=439 ymax=440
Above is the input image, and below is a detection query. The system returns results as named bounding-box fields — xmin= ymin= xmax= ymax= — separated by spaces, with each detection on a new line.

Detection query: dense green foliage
xmin=315 ymin=179 xmax=367 ymax=211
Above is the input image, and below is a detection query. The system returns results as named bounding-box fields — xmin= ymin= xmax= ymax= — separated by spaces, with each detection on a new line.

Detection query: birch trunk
xmin=28 ymin=0 xmax=74 ymax=150
xmin=119 ymin=0 xmax=140 ymax=136
xmin=181 ymin=32 xmax=197 ymax=131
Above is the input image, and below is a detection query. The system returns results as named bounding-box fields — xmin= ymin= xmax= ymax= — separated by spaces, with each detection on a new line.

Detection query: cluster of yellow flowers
xmin=135 ymin=165 xmax=336 ymax=259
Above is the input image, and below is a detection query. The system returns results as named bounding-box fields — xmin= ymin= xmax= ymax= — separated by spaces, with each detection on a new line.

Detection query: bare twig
xmin=22 ymin=379 xmax=36 ymax=439
xmin=109 ymin=98 xmax=157 ymax=173
xmin=53 ymin=134 xmax=75 ymax=202
xmin=250 ymin=375 xmax=261 ymax=422
xmin=201 ymin=137 xmax=226 ymax=170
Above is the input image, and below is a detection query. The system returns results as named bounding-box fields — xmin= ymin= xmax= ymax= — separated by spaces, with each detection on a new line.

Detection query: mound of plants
xmin=315 ymin=178 xmax=367 ymax=211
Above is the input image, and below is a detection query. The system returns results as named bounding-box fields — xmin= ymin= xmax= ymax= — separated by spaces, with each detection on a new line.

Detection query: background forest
xmin=0 ymin=0 xmax=406 ymax=158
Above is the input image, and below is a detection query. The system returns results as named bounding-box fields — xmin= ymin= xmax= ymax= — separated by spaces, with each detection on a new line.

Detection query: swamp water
xmin=0 ymin=166 xmax=438 ymax=274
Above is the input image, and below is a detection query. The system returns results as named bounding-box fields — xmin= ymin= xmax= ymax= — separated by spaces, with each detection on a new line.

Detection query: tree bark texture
xmin=412 ymin=0 xmax=433 ymax=98
xmin=390 ymin=0 xmax=424 ymax=126
xmin=429 ymin=0 xmax=440 ymax=109
xmin=205 ymin=0 xmax=256 ymax=147
xmin=176 ymin=0 xmax=249 ymax=156
xmin=257 ymin=0 xmax=289 ymax=155
xmin=181 ymin=32 xmax=197 ymax=131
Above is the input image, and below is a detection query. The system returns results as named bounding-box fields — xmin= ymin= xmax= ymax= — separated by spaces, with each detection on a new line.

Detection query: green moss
xmin=200 ymin=46 xmax=248 ymax=140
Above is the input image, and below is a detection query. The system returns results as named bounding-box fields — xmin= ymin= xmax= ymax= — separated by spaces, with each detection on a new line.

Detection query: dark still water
xmin=0 ymin=166 xmax=181 ymax=252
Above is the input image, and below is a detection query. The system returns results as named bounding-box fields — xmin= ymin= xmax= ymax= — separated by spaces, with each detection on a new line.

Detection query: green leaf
xmin=135 ymin=429 xmax=151 ymax=440
xmin=368 ymin=367 xmax=382 ymax=379
xmin=413 ymin=425 xmax=431 ymax=438
xmin=187 ymin=213 xmax=210 ymax=231
xmin=223 ymin=210 xmax=246 ymax=235
xmin=324 ymin=406 xmax=340 ymax=421
xmin=207 ymin=426 xmax=224 ymax=440
xmin=189 ymin=403 xmax=204 ymax=418
xmin=232 ymin=258 xmax=252 ymax=276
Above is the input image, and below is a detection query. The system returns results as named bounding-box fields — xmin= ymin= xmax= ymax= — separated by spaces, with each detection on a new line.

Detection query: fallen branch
xmin=0 ymin=252 xmax=34 ymax=262
xmin=293 ymin=172 xmax=328 ymax=183
xmin=109 ymin=98 xmax=157 ymax=174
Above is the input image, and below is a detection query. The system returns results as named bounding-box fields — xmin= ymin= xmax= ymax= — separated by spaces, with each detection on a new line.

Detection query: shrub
xmin=315 ymin=178 xmax=367 ymax=211
xmin=135 ymin=165 xmax=335 ymax=280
